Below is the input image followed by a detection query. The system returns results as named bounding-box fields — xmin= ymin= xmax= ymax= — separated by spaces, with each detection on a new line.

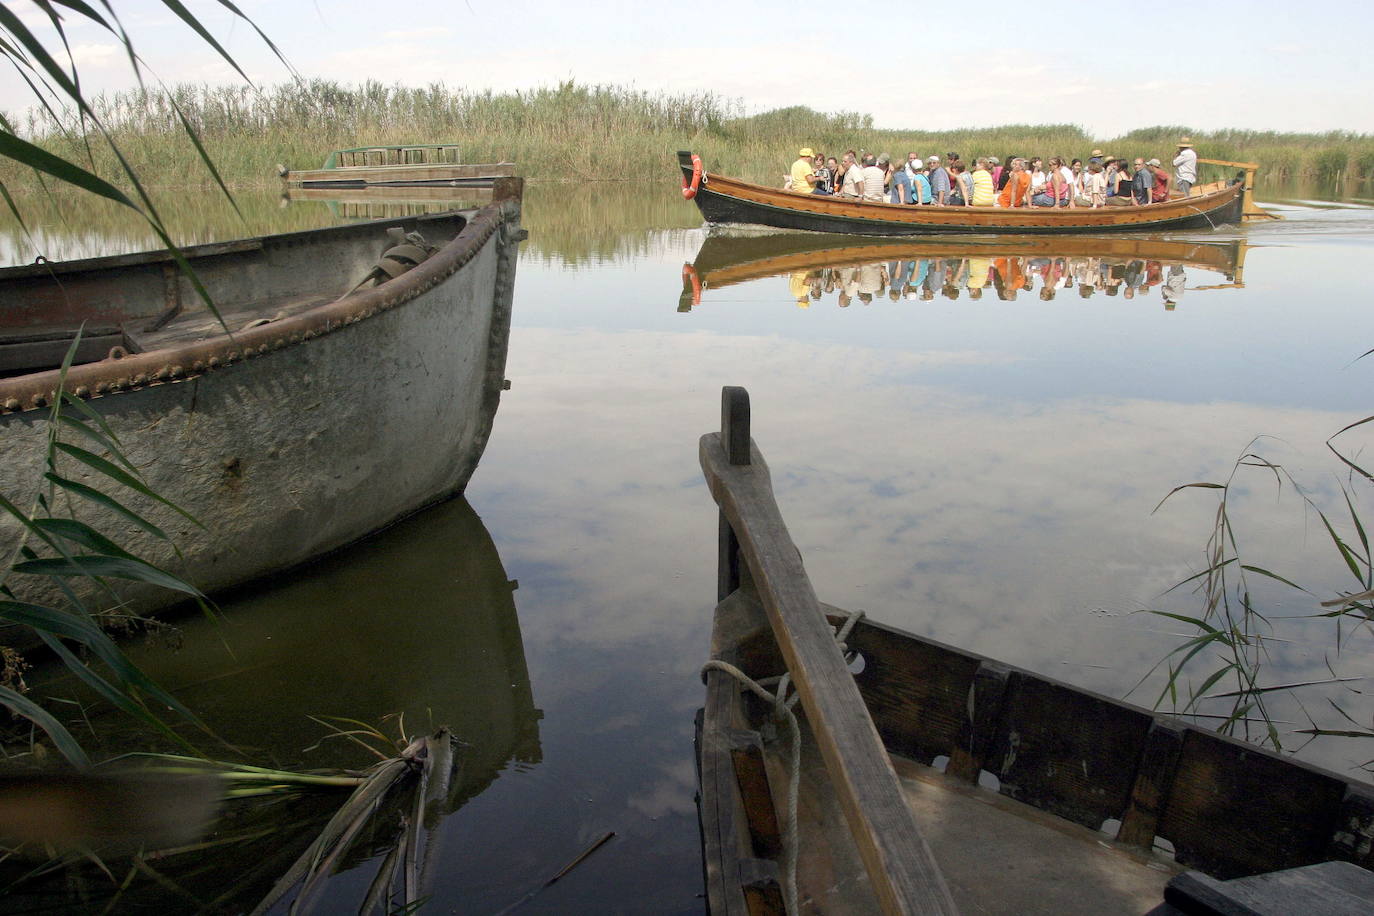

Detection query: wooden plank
xmin=731 ymin=736 xmax=783 ymax=860
xmin=1164 ymin=861 xmax=1374 ymax=915
xmin=1158 ymin=729 xmax=1347 ymax=879
xmin=985 ymin=671 xmax=1153 ymax=830
xmin=945 ymin=661 xmax=1011 ymax=784
xmin=840 ymin=619 xmax=982 ymax=767
xmin=701 ymin=391 xmax=957 ymax=916
xmin=698 ymin=685 xmax=763 ymax=916
xmin=1118 ymin=719 xmax=1186 ymax=850
xmin=1329 ymin=785 xmax=1374 ymax=870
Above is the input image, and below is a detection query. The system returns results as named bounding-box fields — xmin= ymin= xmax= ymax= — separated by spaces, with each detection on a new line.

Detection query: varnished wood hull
xmin=678 ymin=152 xmax=1245 ymax=236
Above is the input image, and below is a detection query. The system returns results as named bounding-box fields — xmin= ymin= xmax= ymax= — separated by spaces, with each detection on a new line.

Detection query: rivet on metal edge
xmin=93 ymin=382 xmax=109 ymax=395
xmin=32 ymin=394 xmax=47 ymax=408
xmin=3 ymin=398 xmax=19 ymax=411
xmin=74 ymin=385 xmax=89 ymax=398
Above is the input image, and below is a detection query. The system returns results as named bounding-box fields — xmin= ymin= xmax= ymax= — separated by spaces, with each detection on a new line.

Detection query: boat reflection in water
xmin=8 ymin=495 xmax=541 ymax=912
xmin=679 ymin=231 xmax=1249 ymax=312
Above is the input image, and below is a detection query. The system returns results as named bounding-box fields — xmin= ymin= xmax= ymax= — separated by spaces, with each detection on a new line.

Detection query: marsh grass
xmin=8 ymin=81 xmax=1374 ymax=190
xmin=1143 ymin=411 xmax=1374 ymax=763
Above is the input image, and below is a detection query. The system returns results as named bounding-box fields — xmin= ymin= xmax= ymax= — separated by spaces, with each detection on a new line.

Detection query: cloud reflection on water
xmin=476 ymin=322 xmax=1374 ymax=778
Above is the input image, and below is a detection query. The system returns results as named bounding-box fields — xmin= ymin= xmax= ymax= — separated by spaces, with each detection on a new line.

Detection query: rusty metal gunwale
xmin=0 ymin=201 xmax=509 ymax=415
xmin=702 ymin=170 xmax=1243 ymax=229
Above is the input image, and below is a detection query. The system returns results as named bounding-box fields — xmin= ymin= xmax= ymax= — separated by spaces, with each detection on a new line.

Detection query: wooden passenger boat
xmin=698 ymin=387 xmax=1374 ymax=915
xmin=281 ymin=144 xmax=515 ymax=188
xmin=680 ymin=232 xmax=1248 ymax=309
xmin=678 ymin=151 xmax=1265 ymax=236
xmin=0 ymin=179 xmax=526 ymax=637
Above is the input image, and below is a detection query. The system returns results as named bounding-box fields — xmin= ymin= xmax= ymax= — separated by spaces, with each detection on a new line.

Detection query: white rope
xmin=700 ymin=608 xmax=866 ymax=914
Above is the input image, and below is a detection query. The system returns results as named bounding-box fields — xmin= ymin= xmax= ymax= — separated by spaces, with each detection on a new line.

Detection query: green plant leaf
xmin=53 ymin=442 xmax=202 ymax=527
xmin=32 ymin=518 xmax=137 ymax=560
xmin=12 ymin=555 xmax=203 ymax=596
xmin=0 ymin=685 xmax=90 ymax=768
xmin=0 ymin=130 xmax=134 ymax=208
xmin=44 ymin=473 xmax=168 ymax=541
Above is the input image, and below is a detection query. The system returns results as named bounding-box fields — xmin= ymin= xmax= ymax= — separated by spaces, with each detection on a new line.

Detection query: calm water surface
xmin=8 ymin=182 xmax=1374 ymax=913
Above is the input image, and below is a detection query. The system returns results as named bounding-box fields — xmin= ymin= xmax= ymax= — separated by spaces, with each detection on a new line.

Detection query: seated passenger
xmin=912 ymin=163 xmax=933 ymax=204
xmin=889 ymin=158 xmax=914 ymax=204
xmin=970 ymin=158 xmax=995 ymax=206
xmin=998 ymin=158 xmax=1031 ymax=207
xmin=839 ymin=152 xmax=863 ymax=198
xmin=812 ymin=153 xmax=833 ymax=194
xmin=1149 ymin=158 xmax=1171 ymax=202
xmin=790 ymin=147 xmax=818 ymax=194
xmin=861 ymin=154 xmax=886 ymax=202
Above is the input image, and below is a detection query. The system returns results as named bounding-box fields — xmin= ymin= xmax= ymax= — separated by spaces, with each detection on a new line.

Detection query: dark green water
xmin=6 ymin=181 xmax=1374 ymax=913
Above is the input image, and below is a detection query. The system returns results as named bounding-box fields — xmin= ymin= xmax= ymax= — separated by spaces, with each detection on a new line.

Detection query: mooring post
xmin=717 ymin=386 xmax=750 ymax=601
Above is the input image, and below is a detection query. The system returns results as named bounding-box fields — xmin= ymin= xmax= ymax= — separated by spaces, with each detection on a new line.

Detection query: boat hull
xmin=0 ymin=188 xmax=524 ymax=637
xmin=678 ymin=152 xmax=1245 ymax=236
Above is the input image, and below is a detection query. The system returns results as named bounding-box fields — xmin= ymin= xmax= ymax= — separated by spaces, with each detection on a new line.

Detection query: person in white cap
xmin=1173 ymin=137 xmax=1198 ymax=196
xmin=926 ymin=155 xmax=951 ymax=205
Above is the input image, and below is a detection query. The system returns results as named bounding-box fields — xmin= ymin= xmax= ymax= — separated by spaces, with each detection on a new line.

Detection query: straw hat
xmin=1147 ymin=158 xmax=1161 ymax=167
xmin=1177 ymin=136 xmax=1193 ymax=147
xmin=1090 ymin=149 xmax=1103 ymax=157
xmin=799 ymin=147 xmax=814 ymax=157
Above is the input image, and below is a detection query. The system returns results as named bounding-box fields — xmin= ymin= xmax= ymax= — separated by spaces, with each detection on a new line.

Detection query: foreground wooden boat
xmin=678 ymin=152 xmax=1263 ymax=236
xmin=680 ymin=232 xmax=1249 ymax=309
xmin=281 ymin=144 xmax=515 ymax=188
xmin=0 ymin=179 xmax=526 ymax=637
xmin=698 ymin=387 xmax=1374 ymax=915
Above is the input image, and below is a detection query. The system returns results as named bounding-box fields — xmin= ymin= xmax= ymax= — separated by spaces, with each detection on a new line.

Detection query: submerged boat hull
xmin=678 ymin=152 xmax=1246 ymax=236
xmin=0 ymin=183 xmax=524 ymax=635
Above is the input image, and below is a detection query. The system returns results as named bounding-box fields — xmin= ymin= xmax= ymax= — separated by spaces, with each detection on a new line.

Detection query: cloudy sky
xmin=3 ymin=0 xmax=1372 ymax=138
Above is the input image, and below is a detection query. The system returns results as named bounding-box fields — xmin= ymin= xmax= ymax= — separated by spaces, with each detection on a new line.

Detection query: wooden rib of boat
xmin=0 ymin=179 xmax=526 ymax=640
xmin=280 ymin=144 xmax=515 ymax=188
xmin=678 ymin=151 xmax=1257 ymax=236
xmin=698 ymin=386 xmax=1374 ymax=915
xmin=680 ymin=232 xmax=1248 ymax=308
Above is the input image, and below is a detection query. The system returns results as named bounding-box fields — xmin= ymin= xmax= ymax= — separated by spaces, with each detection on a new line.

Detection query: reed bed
xmin=5 ymin=81 xmax=1373 ymax=191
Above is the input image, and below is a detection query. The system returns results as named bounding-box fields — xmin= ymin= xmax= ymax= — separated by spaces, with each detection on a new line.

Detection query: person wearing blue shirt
xmin=889 ymin=165 xmax=914 ymax=204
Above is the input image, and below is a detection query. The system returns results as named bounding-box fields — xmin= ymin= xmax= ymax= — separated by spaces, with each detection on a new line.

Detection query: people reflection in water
xmin=758 ymin=253 xmax=1197 ymax=309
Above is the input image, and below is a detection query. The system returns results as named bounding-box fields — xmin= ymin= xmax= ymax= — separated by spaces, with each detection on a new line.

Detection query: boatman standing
xmin=1173 ymin=137 xmax=1198 ymax=196
xmin=791 ymin=148 xmax=819 ymax=194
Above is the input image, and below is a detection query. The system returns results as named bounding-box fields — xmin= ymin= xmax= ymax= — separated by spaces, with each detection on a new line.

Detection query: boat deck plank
xmin=766 ymin=717 xmax=1181 ymax=915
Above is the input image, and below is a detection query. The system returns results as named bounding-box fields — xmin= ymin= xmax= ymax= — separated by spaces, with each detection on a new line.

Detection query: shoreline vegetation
xmin=4 ymin=80 xmax=1374 ymax=192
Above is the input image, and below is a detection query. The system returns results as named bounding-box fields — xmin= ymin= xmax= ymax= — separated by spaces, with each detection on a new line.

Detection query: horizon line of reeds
xmin=4 ymin=80 xmax=1374 ymax=190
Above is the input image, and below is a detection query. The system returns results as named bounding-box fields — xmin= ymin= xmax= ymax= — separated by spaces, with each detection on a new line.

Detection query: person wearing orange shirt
xmin=997 ymin=157 xmax=1031 ymax=208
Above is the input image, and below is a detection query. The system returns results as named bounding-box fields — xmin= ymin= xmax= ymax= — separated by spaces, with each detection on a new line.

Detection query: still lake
xmin=6 ymin=181 xmax=1374 ymax=913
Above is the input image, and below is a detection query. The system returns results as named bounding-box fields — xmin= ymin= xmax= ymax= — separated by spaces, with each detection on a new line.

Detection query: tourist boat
xmin=678 ymin=151 xmax=1271 ymax=236
xmin=679 ymin=231 xmax=1249 ymax=310
xmin=697 ymin=386 xmax=1374 ymax=915
xmin=280 ymin=144 xmax=516 ymax=188
xmin=0 ymin=178 xmax=525 ymax=637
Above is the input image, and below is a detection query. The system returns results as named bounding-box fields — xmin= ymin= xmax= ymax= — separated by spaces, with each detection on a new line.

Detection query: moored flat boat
xmin=281 ymin=144 xmax=515 ymax=188
xmin=678 ymin=151 xmax=1261 ymax=236
xmin=0 ymin=179 xmax=526 ymax=638
xmin=698 ymin=386 xmax=1374 ymax=915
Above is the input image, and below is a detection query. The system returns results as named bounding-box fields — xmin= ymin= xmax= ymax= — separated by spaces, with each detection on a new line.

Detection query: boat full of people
xmin=678 ymin=139 xmax=1270 ymax=236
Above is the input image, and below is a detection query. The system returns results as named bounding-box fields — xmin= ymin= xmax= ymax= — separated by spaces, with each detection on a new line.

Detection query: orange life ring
xmin=681 ymin=263 xmax=702 ymax=307
xmin=681 ymin=154 xmax=703 ymax=200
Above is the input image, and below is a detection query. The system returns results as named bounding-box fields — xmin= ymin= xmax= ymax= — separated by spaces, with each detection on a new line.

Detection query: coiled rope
xmin=700 ymin=608 xmax=865 ymax=914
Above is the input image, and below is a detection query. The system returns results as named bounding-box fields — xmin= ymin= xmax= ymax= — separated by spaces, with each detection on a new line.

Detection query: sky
xmin=2 ymin=0 xmax=1373 ymax=138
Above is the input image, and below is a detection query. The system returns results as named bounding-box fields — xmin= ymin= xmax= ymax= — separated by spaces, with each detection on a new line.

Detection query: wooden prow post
xmin=718 ymin=386 xmax=749 ymax=601
xmin=705 ymin=387 xmax=959 ymax=916
xmin=1197 ymin=157 xmax=1279 ymax=221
